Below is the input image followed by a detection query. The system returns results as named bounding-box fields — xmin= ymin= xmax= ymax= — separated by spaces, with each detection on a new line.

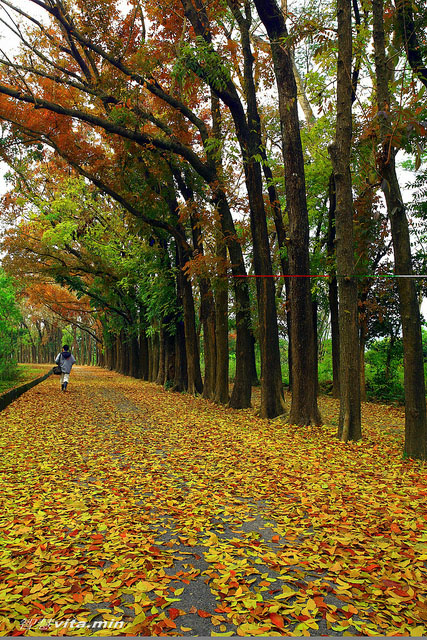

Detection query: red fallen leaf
xmin=149 ymin=545 xmax=160 ymax=555
xmin=215 ymin=563 xmax=226 ymax=570
xmin=390 ymin=523 xmax=401 ymax=533
xmin=364 ymin=563 xmax=380 ymax=572
xmin=272 ymin=535 xmax=280 ymax=542
xmin=168 ymin=608 xmax=181 ymax=620
xmin=296 ymin=615 xmax=310 ymax=622
xmin=394 ymin=588 xmax=412 ymax=598
xmin=69 ymin=529 xmax=79 ymax=537
xmin=314 ymin=596 xmax=327 ymax=608
xmin=119 ymin=532 xmax=127 ymax=539
xmin=382 ymin=580 xmax=401 ymax=587
xmin=91 ymin=534 xmax=104 ymax=541
xmin=163 ymin=618 xmax=177 ymax=629
xmin=197 ymin=610 xmax=211 ymax=618
xmin=269 ymin=613 xmax=285 ymax=628
xmin=88 ymin=545 xmax=100 ymax=551
xmin=111 ymin=598 xmax=121 ymax=606
xmin=189 ymin=606 xmax=197 ymax=614
xmin=31 ymin=602 xmax=46 ymax=611
xmin=129 ymin=623 xmax=150 ymax=634
xmin=125 ymin=578 xmax=138 ymax=587
xmin=22 ymin=588 xmax=30 ymax=596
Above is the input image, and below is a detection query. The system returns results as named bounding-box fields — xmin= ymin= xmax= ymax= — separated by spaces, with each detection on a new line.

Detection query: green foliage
xmin=173 ymin=36 xmax=232 ymax=91
xmin=365 ymin=338 xmax=405 ymax=404
xmin=0 ymin=271 xmax=22 ymax=381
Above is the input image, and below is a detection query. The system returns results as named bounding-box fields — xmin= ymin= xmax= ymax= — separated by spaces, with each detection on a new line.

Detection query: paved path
xmin=0 ymin=367 xmax=424 ymax=637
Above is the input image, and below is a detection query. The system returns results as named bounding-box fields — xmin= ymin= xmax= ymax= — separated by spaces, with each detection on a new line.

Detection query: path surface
xmin=0 ymin=367 xmax=425 ymax=637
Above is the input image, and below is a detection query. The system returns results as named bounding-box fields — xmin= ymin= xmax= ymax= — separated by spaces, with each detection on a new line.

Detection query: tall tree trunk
xmin=172 ymin=247 xmax=188 ymax=392
xmin=165 ymin=330 xmax=175 ymax=384
xmin=328 ymin=0 xmax=362 ymax=442
xmin=173 ymin=320 xmax=188 ymax=392
xmin=214 ymin=234 xmax=229 ymax=404
xmin=139 ymin=323 xmax=149 ymax=380
xmin=199 ymin=277 xmax=217 ymax=399
xmin=176 ymin=245 xmax=203 ymax=394
xmin=253 ymin=0 xmax=321 ymax=425
xmin=122 ymin=330 xmax=130 ymax=375
xmin=208 ymin=92 xmax=253 ymax=408
xmin=373 ymin=0 xmax=427 ymax=460
xmin=212 ymin=188 xmax=254 ymax=408
xmin=147 ymin=336 xmax=153 ymax=381
xmin=156 ymin=325 xmax=166 ymax=385
xmin=152 ymin=332 xmax=159 ymax=382
xmin=229 ymin=2 xmax=284 ymax=417
xmin=181 ymin=0 xmax=284 ymax=418
xmin=175 ymin=174 xmax=217 ymax=399
xmin=327 ymin=173 xmax=341 ymax=398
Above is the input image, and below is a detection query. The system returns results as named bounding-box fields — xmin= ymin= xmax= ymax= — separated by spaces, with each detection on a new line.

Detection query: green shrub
xmin=365 ymin=337 xmax=404 ymax=403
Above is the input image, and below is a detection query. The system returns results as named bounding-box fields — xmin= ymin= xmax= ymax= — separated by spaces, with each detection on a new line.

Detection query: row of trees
xmin=0 ymin=0 xmax=425 ymax=458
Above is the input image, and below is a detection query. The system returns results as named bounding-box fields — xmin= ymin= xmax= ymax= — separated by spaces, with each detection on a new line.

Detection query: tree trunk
xmin=328 ymin=0 xmax=362 ymax=442
xmin=122 ymin=330 xmax=129 ymax=375
xmin=165 ymin=330 xmax=175 ymax=384
xmin=327 ymin=173 xmax=341 ymax=398
xmin=253 ymin=0 xmax=321 ymax=425
xmin=214 ymin=235 xmax=229 ymax=404
xmin=373 ymin=0 xmax=427 ymax=460
xmin=209 ymin=94 xmax=253 ymax=408
xmin=182 ymin=0 xmax=284 ymax=418
xmin=212 ymin=188 xmax=254 ymax=408
xmin=152 ymin=332 xmax=159 ymax=382
xmin=200 ymin=277 xmax=217 ymax=399
xmin=173 ymin=320 xmax=188 ymax=392
xmin=178 ymin=254 xmax=203 ymax=394
xmin=139 ymin=324 xmax=149 ymax=380
xmin=156 ymin=325 xmax=166 ymax=385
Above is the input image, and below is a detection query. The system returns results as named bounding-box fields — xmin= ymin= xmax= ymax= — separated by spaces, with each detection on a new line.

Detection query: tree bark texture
xmin=208 ymin=94 xmax=253 ymax=407
xmin=212 ymin=188 xmax=253 ymax=409
xmin=373 ymin=0 xmax=427 ymax=460
xmin=181 ymin=0 xmax=284 ymax=418
xmin=199 ymin=278 xmax=217 ymax=399
xmin=327 ymin=173 xmax=341 ymax=398
xmin=253 ymin=0 xmax=321 ymax=425
xmin=214 ymin=235 xmax=229 ymax=404
xmin=328 ymin=0 xmax=362 ymax=442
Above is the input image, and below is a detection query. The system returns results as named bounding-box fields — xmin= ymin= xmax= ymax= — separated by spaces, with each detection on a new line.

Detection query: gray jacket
xmin=55 ymin=351 xmax=76 ymax=374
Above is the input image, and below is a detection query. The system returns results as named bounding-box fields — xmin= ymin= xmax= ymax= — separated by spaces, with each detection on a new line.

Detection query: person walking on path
xmin=55 ymin=345 xmax=76 ymax=392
